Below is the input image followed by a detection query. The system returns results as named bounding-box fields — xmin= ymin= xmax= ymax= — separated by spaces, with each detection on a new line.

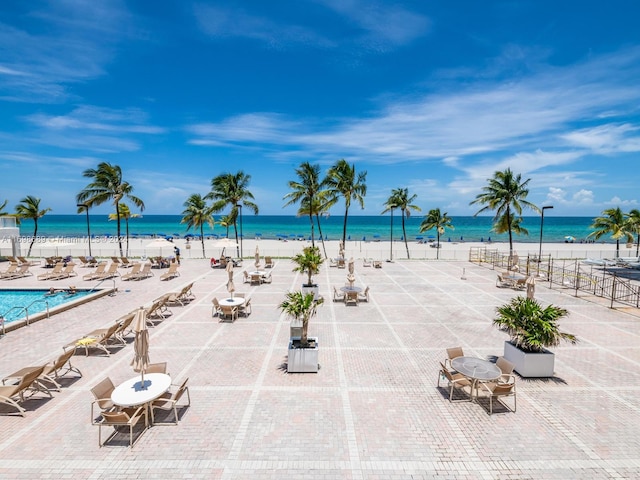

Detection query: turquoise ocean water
xmin=18 ymin=215 xmax=603 ymax=244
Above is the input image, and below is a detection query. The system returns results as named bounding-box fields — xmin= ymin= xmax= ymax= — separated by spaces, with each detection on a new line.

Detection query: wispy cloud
xmin=24 ymin=105 xmax=165 ymax=153
xmin=0 ymin=0 xmax=131 ymax=102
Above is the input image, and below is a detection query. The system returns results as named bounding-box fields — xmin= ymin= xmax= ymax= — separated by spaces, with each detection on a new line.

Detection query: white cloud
xmin=561 ymin=123 xmax=640 ymax=154
xmin=573 ymin=190 xmax=595 ymax=205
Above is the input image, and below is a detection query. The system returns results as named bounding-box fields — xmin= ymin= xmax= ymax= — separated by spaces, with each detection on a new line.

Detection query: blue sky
xmin=1 ymin=0 xmax=640 ymax=217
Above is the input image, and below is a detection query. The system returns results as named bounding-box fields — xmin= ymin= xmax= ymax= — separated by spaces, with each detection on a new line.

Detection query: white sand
xmin=1 ymin=235 xmax=630 ymax=262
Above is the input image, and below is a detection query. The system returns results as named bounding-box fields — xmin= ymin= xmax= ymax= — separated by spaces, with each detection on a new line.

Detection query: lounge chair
xmin=6 ymin=256 xmax=18 ymax=263
xmin=133 ymin=263 xmax=153 ymax=280
xmin=43 ymin=257 xmax=57 ymax=268
xmin=2 ymin=264 xmax=33 ymax=280
xmin=97 ymin=263 xmax=121 ymax=280
xmin=150 ymin=377 xmax=190 ymax=425
xmin=17 ymin=256 xmax=40 ymax=266
xmin=121 ymin=263 xmax=142 ymax=281
xmin=165 ymin=282 xmax=195 ymax=306
xmin=83 ymin=262 xmax=107 ymax=281
xmin=0 ymin=262 xmax=18 ymax=278
xmin=160 ymin=263 xmax=179 ymax=281
xmin=39 ymin=348 xmax=82 ymax=390
xmin=146 ymin=297 xmax=172 ymax=322
xmin=110 ymin=256 xmax=121 ymax=265
xmin=97 ymin=406 xmax=147 ymax=447
xmin=50 ymin=262 xmax=77 ymax=280
xmin=239 ymin=297 xmax=252 ymax=317
xmin=37 ymin=262 xmax=64 ymax=280
xmin=64 ymin=322 xmax=121 ymax=356
xmin=0 ymin=365 xmax=49 ymax=416
xmin=78 ymin=256 xmax=98 ymax=267
xmin=437 ymin=361 xmax=473 ymax=402
xmin=119 ymin=257 xmax=134 ymax=268
xmin=477 ymin=375 xmax=517 ymax=414
xmin=333 ymin=286 xmax=345 ymax=302
xmin=357 ymin=286 xmax=370 ymax=302
xmin=90 ymin=377 xmax=116 ymax=423
xmin=264 ymin=256 xmax=274 ymax=268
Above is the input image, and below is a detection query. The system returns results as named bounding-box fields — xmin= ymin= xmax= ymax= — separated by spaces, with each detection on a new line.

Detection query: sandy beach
xmin=1 ymin=235 xmax=630 ymax=263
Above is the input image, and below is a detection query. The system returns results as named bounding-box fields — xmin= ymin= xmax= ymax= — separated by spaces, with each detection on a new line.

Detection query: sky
xmin=1 ymin=0 xmax=640 ymax=218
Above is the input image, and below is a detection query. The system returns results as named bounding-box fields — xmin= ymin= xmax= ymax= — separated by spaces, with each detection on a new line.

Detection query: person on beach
xmin=174 ymin=246 xmax=181 ymax=264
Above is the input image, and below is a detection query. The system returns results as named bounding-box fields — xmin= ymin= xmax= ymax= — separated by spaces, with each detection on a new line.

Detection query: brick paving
xmin=0 ymin=257 xmax=639 ymax=479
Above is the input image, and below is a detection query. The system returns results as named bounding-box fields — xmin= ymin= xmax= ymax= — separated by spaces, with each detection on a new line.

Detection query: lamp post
xmin=77 ymin=203 xmax=92 ymax=257
xmin=388 ymin=207 xmax=394 ymax=262
xmin=538 ymin=205 xmax=553 ymax=272
xmin=236 ymin=204 xmax=243 ymax=259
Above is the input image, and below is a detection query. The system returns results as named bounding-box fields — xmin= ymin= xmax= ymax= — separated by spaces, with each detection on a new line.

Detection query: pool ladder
xmin=0 ymin=299 xmax=50 ymax=335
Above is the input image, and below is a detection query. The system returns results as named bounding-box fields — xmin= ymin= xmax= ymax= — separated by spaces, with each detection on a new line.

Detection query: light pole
xmin=388 ymin=207 xmax=394 ymax=262
xmin=236 ymin=204 xmax=243 ymax=259
xmin=538 ymin=205 xmax=553 ymax=270
xmin=77 ymin=203 xmax=92 ymax=257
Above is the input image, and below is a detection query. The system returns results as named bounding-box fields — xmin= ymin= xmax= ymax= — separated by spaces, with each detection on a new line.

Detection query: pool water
xmin=0 ymin=289 xmax=94 ymax=323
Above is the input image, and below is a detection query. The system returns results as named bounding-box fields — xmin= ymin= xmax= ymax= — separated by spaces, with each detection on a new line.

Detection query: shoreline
xmin=1 ymin=236 xmax=633 ymax=262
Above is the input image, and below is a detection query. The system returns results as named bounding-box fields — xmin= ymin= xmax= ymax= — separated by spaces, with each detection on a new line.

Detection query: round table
xmin=340 ymin=286 xmax=362 ymax=293
xmin=451 ymin=357 xmax=501 ymax=401
xmin=111 ymin=373 xmax=172 ymax=427
xmin=221 ymin=297 xmax=244 ymax=307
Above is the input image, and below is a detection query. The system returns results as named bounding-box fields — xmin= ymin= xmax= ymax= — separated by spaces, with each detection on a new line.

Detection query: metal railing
xmin=0 ymin=298 xmax=50 ymax=331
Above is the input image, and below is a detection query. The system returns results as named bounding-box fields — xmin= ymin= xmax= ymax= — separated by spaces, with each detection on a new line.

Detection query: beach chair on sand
xmin=17 ymin=256 xmax=40 ymax=267
xmin=166 ymin=282 xmax=195 ymax=306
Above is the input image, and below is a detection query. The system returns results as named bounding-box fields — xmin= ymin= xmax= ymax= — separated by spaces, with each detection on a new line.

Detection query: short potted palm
xmin=291 ymin=246 xmax=324 ymax=297
xmin=494 ymin=296 xmax=577 ymax=377
xmin=279 ymin=291 xmax=323 ymax=373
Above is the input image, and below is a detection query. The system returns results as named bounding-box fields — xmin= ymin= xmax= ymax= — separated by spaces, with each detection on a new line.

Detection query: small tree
xmin=494 ymin=297 xmax=576 ymax=353
xmin=291 ymin=246 xmax=324 ymax=287
xmin=279 ymin=291 xmax=323 ymax=347
xmin=15 ymin=196 xmax=52 ymax=256
xmin=419 ymin=208 xmax=454 ymax=259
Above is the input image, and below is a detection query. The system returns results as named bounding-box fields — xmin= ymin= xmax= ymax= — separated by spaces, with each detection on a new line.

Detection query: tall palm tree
xmin=381 ymin=188 xmax=421 ymax=259
xmin=588 ymin=207 xmax=634 ymax=258
xmin=492 ymin=212 xmax=529 ymax=237
xmin=283 ymin=162 xmax=324 ymax=247
xmin=627 ymin=209 xmax=640 ymax=257
xmin=299 ymin=195 xmax=331 ymax=259
xmin=325 ymin=159 xmax=367 ymax=246
xmin=77 ymin=162 xmax=145 ymax=256
xmin=14 ymin=195 xmax=51 ymax=256
xmin=108 ymin=203 xmax=142 ymax=257
xmin=419 ymin=208 xmax=454 ymax=259
xmin=470 ymin=168 xmax=539 ymax=257
xmin=206 ymin=171 xmax=258 ymax=257
xmin=181 ymin=194 xmax=215 ymax=257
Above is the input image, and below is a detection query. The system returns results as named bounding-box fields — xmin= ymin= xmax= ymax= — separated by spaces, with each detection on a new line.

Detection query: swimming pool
xmin=0 ymin=288 xmax=112 ymax=332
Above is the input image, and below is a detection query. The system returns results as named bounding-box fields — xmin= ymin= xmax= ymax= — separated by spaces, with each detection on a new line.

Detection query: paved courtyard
xmin=1 ymin=256 xmax=639 ymax=479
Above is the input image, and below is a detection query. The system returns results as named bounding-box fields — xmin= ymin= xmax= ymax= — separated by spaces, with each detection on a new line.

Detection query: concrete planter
xmin=301 ymin=285 xmax=319 ymax=298
xmin=290 ymin=319 xmax=303 ymax=339
xmin=503 ymin=341 xmax=555 ymax=378
xmin=287 ymin=336 xmax=318 ymax=373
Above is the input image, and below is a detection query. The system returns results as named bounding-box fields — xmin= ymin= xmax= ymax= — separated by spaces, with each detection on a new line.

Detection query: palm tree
xmin=588 ymin=207 xmax=634 ymax=258
xmin=283 ymin=162 xmax=324 ymax=247
xmin=77 ymin=162 xmax=145 ymax=256
xmin=325 ymin=159 xmax=367 ymax=246
xmin=14 ymin=196 xmax=51 ymax=256
xmin=217 ymin=215 xmax=233 ymax=239
xmin=627 ymin=209 xmax=640 ymax=256
xmin=382 ymin=188 xmax=421 ymax=259
xmin=419 ymin=208 xmax=454 ymax=259
xmin=299 ymin=195 xmax=330 ymax=259
xmin=206 ymin=171 xmax=258 ymax=257
xmin=470 ymin=168 xmax=539 ymax=257
xmin=181 ymin=194 xmax=215 ymax=257
xmin=0 ymin=199 xmax=9 ymax=216
xmin=108 ymin=203 xmax=142 ymax=257
xmin=491 ymin=212 xmax=529 ymax=237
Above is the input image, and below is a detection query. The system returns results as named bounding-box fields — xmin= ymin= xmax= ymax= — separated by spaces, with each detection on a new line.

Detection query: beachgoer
xmin=174 ymin=246 xmax=181 ymax=265
xmin=67 ymin=286 xmax=77 ymax=295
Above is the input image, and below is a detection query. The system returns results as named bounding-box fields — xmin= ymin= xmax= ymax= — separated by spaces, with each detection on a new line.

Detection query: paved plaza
xmin=1 ymin=256 xmax=639 ymax=479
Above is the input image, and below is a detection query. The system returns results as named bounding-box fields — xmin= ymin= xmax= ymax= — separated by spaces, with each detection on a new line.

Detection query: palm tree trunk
xmin=342 ymin=208 xmax=349 ymax=246
xmin=616 ymin=239 xmax=620 ymax=258
xmin=28 ymin=221 xmax=38 ymax=257
xmin=316 ymin=215 xmax=328 ymax=259
xmin=506 ymin=206 xmax=513 ymax=258
xmin=636 ymin=233 xmax=639 ymax=257
xmin=436 ymin=231 xmax=440 ymax=260
xmin=125 ymin=219 xmax=130 ymax=257
xmin=309 ymin=213 xmax=315 ymax=247
xmin=200 ymin=224 xmax=206 ymax=257
xmin=402 ymin=212 xmax=409 ymax=259
xmin=116 ymin=202 xmax=123 ymax=257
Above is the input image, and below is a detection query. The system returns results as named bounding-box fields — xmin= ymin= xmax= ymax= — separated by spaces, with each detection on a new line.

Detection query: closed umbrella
xmin=348 ymin=257 xmax=355 ymax=274
xmin=255 ymin=244 xmax=260 ymax=268
xmin=526 ymin=276 xmax=536 ymax=300
xmin=130 ymin=307 xmax=150 ymax=390
xmin=226 ymin=260 xmax=235 ymax=298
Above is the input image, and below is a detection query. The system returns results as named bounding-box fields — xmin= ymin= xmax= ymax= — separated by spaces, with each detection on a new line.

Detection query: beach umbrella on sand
xmin=130 ymin=307 xmax=150 ymax=389
xmin=226 ymin=260 xmax=235 ymax=298
xmin=255 ymin=244 xmax=260 ymax=268
xmin=215 ymin=238 xmax=238 ymax=258
xmin=526 ymin=276 xmax=536 ymax=300
xmin=146 ymin=238 xmax=175 ymax=257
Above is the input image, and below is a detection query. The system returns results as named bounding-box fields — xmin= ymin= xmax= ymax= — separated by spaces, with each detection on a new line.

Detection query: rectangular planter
xmin=290 ymin=319 xmax=302 ymax=339
xmin=287 ymin=336 xmax=318 ymax=373
xmin=503 ymin=341 xmax=555 ymax=378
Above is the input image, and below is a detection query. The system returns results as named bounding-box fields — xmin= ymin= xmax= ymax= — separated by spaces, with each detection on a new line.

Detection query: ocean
xmin=15 ymin=215 xmax=603 ymax=244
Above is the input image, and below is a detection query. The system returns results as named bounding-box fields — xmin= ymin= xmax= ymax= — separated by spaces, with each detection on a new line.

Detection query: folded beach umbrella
xmin=130 ymin=307 xmax=150 ymax=389
xmin=255 ymin=244 xmax=260 ymax=268
xmin=348 ymin=257 xmax=355 ymax=275
xmin=526 ymin=276 xmax=536 ymax=300
xmin=226 ymin=260 xmax=235 ymax=298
